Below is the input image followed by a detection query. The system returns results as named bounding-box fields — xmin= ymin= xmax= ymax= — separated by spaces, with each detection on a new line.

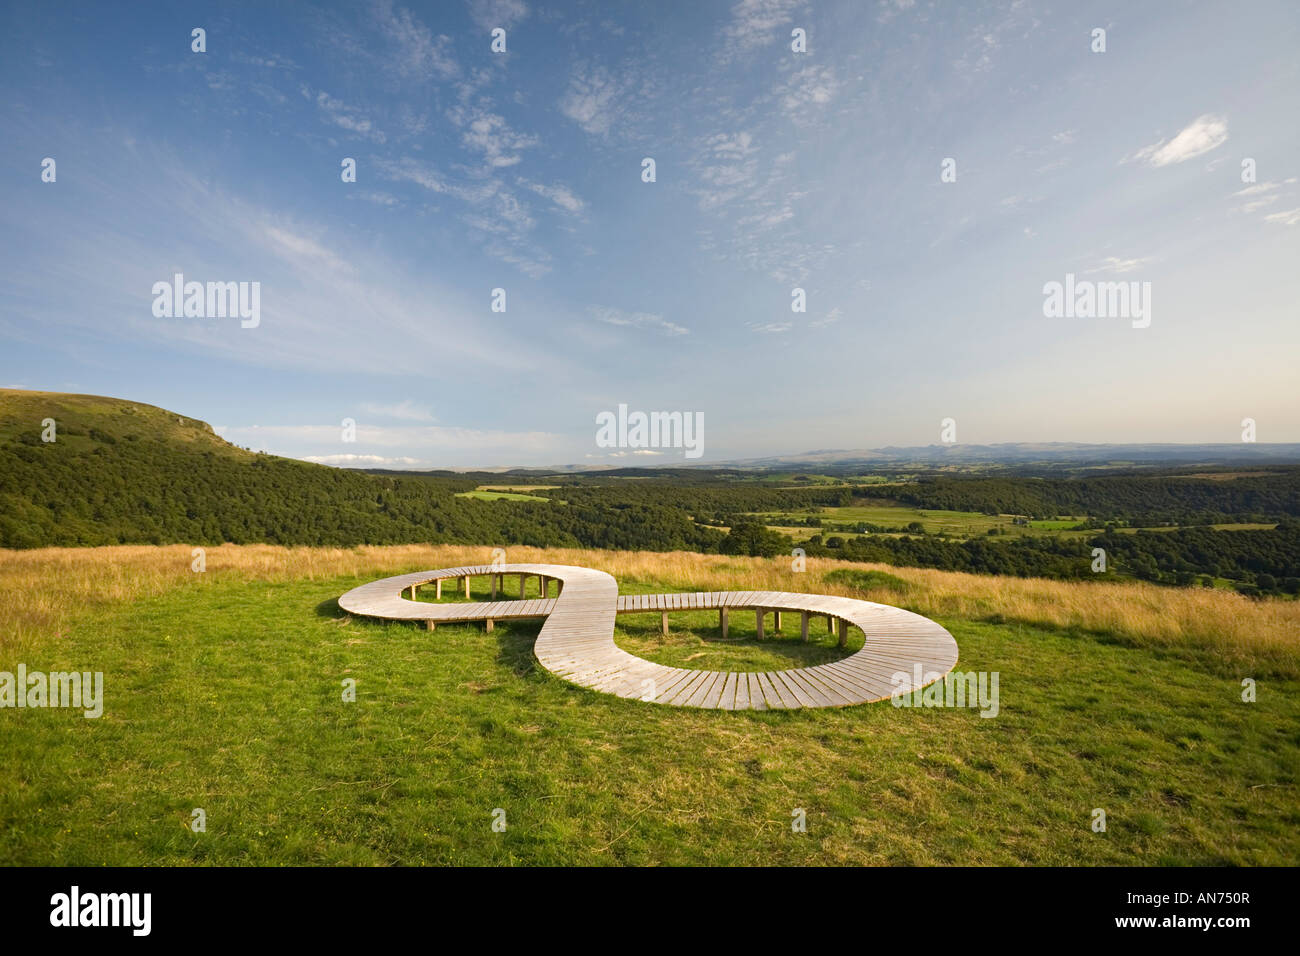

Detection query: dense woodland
xmin=887 ymin=474 xmax=1300 ymax=525
xmin=3 ymin=393 xmax=1299 ymax=596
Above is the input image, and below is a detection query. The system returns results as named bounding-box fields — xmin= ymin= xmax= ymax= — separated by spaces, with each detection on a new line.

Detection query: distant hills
xmin=4 ymin=388 xmax=1300 ymax=479
xmin=709 ymin=442 xmax=1300 ymax=471
xmin=425 ymin=442 xmax=1300 ymax=477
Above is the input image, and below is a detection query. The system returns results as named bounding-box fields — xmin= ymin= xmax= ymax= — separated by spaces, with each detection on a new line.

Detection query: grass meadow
xmin=454 ymin=490 xmax=552 ymax=502
xmin=1 ymin=544 xmax=1297 ymax=865
xmin=752 ymin=502 xmax=1276 ymax=542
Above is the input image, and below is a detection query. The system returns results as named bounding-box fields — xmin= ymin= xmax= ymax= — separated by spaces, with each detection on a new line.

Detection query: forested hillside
xmin=0 ymin=391 xmax=721 ymax=552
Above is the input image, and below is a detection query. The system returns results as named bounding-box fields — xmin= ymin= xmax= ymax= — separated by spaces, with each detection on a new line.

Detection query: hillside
xmin=0 ymin=389 xmax=243 ymax=456
xmin=0 ymin=389 xmax=719 ymax=552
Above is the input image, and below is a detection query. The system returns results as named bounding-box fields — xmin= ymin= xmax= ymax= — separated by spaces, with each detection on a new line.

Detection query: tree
xmin=719 ymin=521 xmax=789 ymax=558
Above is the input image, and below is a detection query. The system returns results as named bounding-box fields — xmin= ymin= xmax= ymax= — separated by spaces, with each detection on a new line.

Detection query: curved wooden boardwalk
xmin=338 ymin=563 xmax=958 ymax=710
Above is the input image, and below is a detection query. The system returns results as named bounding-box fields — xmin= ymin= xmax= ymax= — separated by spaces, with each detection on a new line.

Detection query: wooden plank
xmin=717 ymin=672 xmax=739 ymax=711
xmin=733 ymin=672 xmax=750 ymax=710
xmin=700 ymin=671 xmax=730 ymax=709
xmin=685 ymin=671 xmax=723 ymax=708
xmin=746 ymin=673 xmax=767 ymax=711
xmin=786 ymin=667 xmax=854 ymax=707
xmin=755 ymin=672 xmax=789 ymax=709
xmin=664 ymin=670 xmax=712 ymax=706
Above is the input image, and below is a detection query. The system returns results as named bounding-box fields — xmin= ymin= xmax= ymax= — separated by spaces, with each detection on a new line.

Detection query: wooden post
xmin=485 ymin=618 xmax=494 ymax=633
xmin=826 ymin=614 xmax=834 ymax=633
xmin=539 ymin=575 xmax=547 ymax=597
xmin=756 ymin=609 xmax=765 ymax=640
xmin=408 ymin=584 xmax=416 ymax=599
xmin=720 ymin=607 xmax=729 ymax=638
xmin=491 ymin=574 xmax=498 ymax=600
xmin=661 ymin=612 xmax=669 ymax=636
xmin=800 ymin=611 xmax=809 ymax=642
xmin=435 ymin=579 xmax=442 ymax=600
xmin=774 ymin=610 xmax=782 ymax=632
xmin=463 ymin=576 xmax=471 ymax=599
xmin=519 ymin=574 xmax=527 ymax=598
xmin=837 ymin=619 xmax=847 ymax=648
xmin=426 ymin=620 xmax=435 ymax=631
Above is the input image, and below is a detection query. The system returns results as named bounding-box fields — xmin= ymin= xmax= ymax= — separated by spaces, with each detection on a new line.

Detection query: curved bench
xmin=338 ymin=563 xmax=958 ymax=710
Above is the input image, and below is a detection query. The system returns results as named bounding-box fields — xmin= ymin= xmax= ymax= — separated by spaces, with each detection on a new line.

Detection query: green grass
xmin=1027 ymin=518 xmax=1082 ymax=530
xmin=755 ymin=502 xmax=1275 ymax=543
xmin=412 ymin=574 xmax=552 ymax=603
xmin=614 ymin=609 xmax=862 ymax=670
xmin=1 ymin=568 xmax=1297 ymax=865
xmin=455 ymin=490 xmax=549 ymax=502
xmin=0 ymin=388 xmax=241 ymax=458
xmin=751 ymin=501 xmax=1038 ymax=538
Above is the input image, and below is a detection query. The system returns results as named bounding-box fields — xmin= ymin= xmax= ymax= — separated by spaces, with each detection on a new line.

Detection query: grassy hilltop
xmin=0 ymin=389 xmax=237 ymax=455
xmin=1 ymin=543 xmax=1296 ymax=865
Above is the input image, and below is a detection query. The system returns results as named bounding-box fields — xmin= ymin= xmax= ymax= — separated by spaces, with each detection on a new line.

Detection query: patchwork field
xmin=454 ymin=489 xmax=551 ymax=502
xmin=753 ymin=501 xmax=1277 ymax=542
xmin=1 ymin=544 xmax=1297 ymax=865
xmin=750 ymin=501 xmax=1080 ymax=538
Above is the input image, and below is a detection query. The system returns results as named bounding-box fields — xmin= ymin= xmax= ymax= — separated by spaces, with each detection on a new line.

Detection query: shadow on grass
xmin=315 ymin=597 xmax=343 ymax=618
xmin=617 ymin=617 xmax=857 ymax=667
xmin=493 ymin=623 xmax=541 ymax=677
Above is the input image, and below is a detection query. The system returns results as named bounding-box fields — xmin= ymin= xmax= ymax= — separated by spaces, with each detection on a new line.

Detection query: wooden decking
xmin=337 ymin=563 xmax=958 ymax=710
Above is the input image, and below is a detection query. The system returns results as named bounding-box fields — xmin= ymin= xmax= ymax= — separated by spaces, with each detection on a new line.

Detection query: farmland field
xmin=455 ymin=490 xmax=550 ymax=502
xmin=750 ymin=500 xmax=1076 ymax=538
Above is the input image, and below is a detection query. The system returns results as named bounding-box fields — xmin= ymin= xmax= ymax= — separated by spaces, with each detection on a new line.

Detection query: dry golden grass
xmin=2 ymin=543 xmax=1297 ymax=675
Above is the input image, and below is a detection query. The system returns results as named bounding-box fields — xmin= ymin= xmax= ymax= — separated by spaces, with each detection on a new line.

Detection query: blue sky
xmin=2 ymin=0 xmax=1298 ymax=467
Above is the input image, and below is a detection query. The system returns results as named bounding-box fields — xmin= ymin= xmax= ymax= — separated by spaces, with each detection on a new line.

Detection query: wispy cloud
xmin=306 ymin=87 xmax=386 ymax=142
xmin=558 ymin=64 xmax=622 ymax=136
xmin=375 ymin=156 xmax=552 ymax=275
xmin=777 ymin=64 xmax=839 ymax=118
xmin=1086 ymin=256 xmax=1153 ymax=274
xmin=875 ymin=0 xmax=916 ymax=25
xmin=589 ymin=306 xmax=688 ymax=336
xmin=1264 ymin=208 xmax=1300 ymax=226
xmin=1126 ymin=114 xmax=1228 ymax=167
xmin=221 ymin=422 xmax=562 ymax=459
xmin=724 ymin=0 xmax=807 ymax=54
xmin=1229 ymin=178 xmax=1298 ymax=215
xmin=452 ymin=108 xmax=537 ymax=168
xmin=1232 ymin=181 xmax=1284 ymax=197
xmin=467 ymin=0 xmax=529 ymax=31
xmin=262 ymin=225 xmax=355 ymax=273
xmin=692 ymin=131 xmax=762 ymax=210
xmin=519 ymin=178 xmax=585 ymax=214
xmin=810 ymin=306 xmax=842 ymax=328
xmin=374 ymin=0 xmax=459 ymax=80
xmin=355 ymin=190 xmax=401 ymax=206
xmin=360 ymin=400 xmax=436 ymax=422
